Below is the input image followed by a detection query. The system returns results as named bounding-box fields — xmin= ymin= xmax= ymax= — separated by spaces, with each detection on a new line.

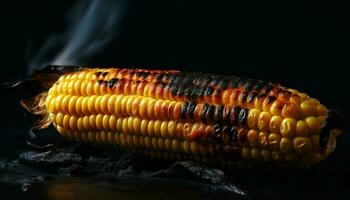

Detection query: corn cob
xmin=20 ymin=66 xmax=345 ymax=169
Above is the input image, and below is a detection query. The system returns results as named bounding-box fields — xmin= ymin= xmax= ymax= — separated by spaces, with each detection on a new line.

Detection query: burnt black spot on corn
xmin=17 ymin=65 xmax=345 ymax=170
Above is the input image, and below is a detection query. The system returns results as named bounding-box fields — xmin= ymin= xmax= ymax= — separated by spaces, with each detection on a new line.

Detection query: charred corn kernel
xmin=296 ymin=120 xmax=310 ymax=137
xmin=280 ymin=118 xmax=297 ymax=138
xmin=268 ymin=133 xmax=281 ymax=150
xmin=293 ymin=137 xmax=312 ymax=154
xmin=258 ymin=111 xmax=272 ymax=132
xmin=247 ymin=109 xmax=260 ymax=129
xmin=282 ymin=102 xmax=300 ymax=119
xmin=300 ymin=100 xmax=316 ymax=117
xmin=305 ymin=116 xmax=321 ymax=134
xmin=280 ymin=138 xmax=293 ymax=153
xmin=269 ymin=116 xmax=282 ymax=133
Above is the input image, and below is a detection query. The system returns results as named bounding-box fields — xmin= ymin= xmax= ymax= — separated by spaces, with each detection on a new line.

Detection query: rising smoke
xmin=28 ymin=0 xmax=127 ymax=73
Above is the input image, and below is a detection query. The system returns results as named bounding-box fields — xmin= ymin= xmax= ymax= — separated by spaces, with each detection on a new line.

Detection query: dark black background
xmin=0 ymin=1 xmax=349 ymax=198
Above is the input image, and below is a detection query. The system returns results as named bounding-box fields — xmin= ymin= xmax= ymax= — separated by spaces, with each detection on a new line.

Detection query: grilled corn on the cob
xmin=20 ymin=66 xmax=345 ymax=169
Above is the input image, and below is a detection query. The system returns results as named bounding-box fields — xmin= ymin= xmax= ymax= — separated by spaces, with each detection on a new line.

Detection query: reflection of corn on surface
xmin=45 ymin=68 xmax=332 ymax=168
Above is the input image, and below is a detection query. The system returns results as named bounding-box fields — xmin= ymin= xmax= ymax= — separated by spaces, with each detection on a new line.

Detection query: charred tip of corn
xmin=319 ymin=109 xmax=345 ymax=154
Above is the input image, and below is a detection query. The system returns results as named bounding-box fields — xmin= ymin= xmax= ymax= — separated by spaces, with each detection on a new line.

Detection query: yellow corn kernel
xmin=247 ymin=109 xmax=260 ymax=129
xmin=183 ymin=140 xmax=191 ymax=154
xmin=269 ymin=116 xmax=282 ymax=133
xmin=107 ymin=95 xmax=116 ymax=114
xmin=139 ymin=98 xmax=150 ymax=118
xmin=242 ymin=147 xmax=251 ymax=161
xmin=69 ymin=116 xmax=78 ymax=130
xmin=316 ymin=104 xmax=327 ymax=116
xmin=102 ymin=115 xmax=110 ymax=130
xmin=133 ymin=117 xmax=141 ymax=133
xmin=75 ymin=97 xmax=83 ymax=116
xmin=95 ymin=96 xmax=103 ymax=113
xmin=77 ymin=117 xmax=84 ymax=131
xmin=100 ymin=95 xmax=110 ymax=114
xmin=157 ymin=138 xmax=165 ymax=151
xmin=116 ymin=118 xmax=123 ymax=132
xmin=280 ymin=118 xmax=297 ymax=138
xmin=172 ymin=140 xmax=181 ymax=153
xmin=92 ymin=81 xmax=100 ymax=95
xmin=144 ymin=136 xmax=151 ymax=149
xmin=258 ymin=111 xmax=272 ymax=132
xmin=293 ymin=137 xmax=312 ymax=154
xmin=140 ymin=119 xmax=149 ymax=136
xmin=160 ymin=121 xmax=169 ymax=138
xmin=167 ymin=121 xmax=176 ymax=137
xmin=268 ymin=133 xmax=281 ymax=150
xmin=280 ymin=138 xmax=293 ymax=153
xmin=270 ymin=101 xmax=283 ymax=116
xmin=308 ymin=98 xmax=320 ymax=106
xmin=259 ymin=132 xmax=269 ymax=148
xmin=55 ymin=113 xmax=64 ymax=126
xmin=164 ymin=138 xmax=171 ymax=151
xmin=190 ymin=142 xmax=200 ymax=155
xmin=261 ymin=149 xmax=272 ymax=162
xmin=109 ymin=115 xmax=117 ymax=131
xmin=151 ymin=138 xmax=158 ymax=150
xmin=282 ymin=102 xmax=300 ymax=119
xmin=296 ymin=120 xmax=310 ymax=137
xmin=154 ymin=120 xmax=162 ymax=137
xmin=300 ymin=100 xmax=316 ymax=117
xmin=251 ymin=148 xmax=261 ymax=162
xmin=126 ymin=96 xmax=135 ymax=116
xmin=305 ymin=116 xmax=321 ymax=134
xmin=271 ymin=151 xmax=283 ymax=162
xmin=247 ymin=130 xmax=259 ymax=147
xmin=147 ymin=120 xmax=155 ymax=136
xmin=68 ymin=96 xmax=78 ymax=114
